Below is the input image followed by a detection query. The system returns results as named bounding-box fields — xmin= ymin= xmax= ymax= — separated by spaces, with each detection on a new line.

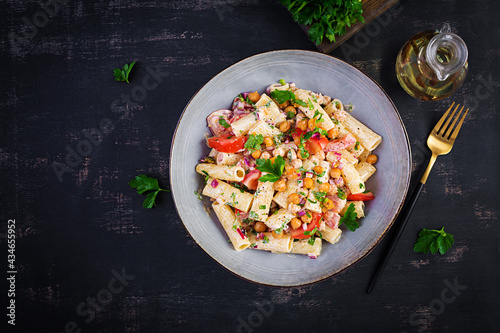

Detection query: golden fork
xmin=368 ymin=102 xmax=469 ymax=293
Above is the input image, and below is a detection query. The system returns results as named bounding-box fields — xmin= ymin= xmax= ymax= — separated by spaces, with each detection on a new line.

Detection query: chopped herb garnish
xmin=194 ymin=190 xmax=203 ymax=201
xmin=202 ymin=170 xmax=210 ymax=183
xmin=337 ymin=188 xmax=346 ymax=200
xmin=331 ymin=118 xmax=340 ymax=125
xmin=218 ymin=116 xmax=231 ymax=129
xmin=308 ymin=98 xmax=315 ymax=110
xmin=359 ymin=183 xmax=365 ymax=189
xmin=263 ymin=235 xmax=270 ymax=244
xmin=279 ymin=79 xmax=286 ymax=85
xmin=244 ymin=134 xmax=264 ymax=152
xmin=259 ymin=205 xmax=266 ymax=210
xmin=249 ymin=211 xmax=259 ymax=220
xmin=307 ymin=199 xmax=317 ymax=204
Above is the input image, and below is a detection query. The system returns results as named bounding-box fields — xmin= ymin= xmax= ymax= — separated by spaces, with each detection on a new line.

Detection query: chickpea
xmin=254 ymin=222 xmax=267 ymax=233
xmin=303 ymin=177 xmax=314 ymax=189
xmin=279 ymin=121 xmax=291 ymax=132
xmin=323 ymin=198 xmax=334 ymax=210
xmin=272 ymin=230 xmax=284 ymax=239
xmin=278 ymin=100 xmax=290 ymax=109
xmin=308 ymin=118 xmax=316 ymax=131
xmin=327 ymin=127 xmax=339 ymax=139
xmin=263 ymin=137 xmax=273 ymax=147
xmin=366 ymin=154 xmax=378 ymax=164
xmin=300 ymin=212 xmax=313 ymax=224
xmin=313 ymin=165 xmax=324 ymax=174
xmin=285 ymin=166 xmax=298 ymax=179
xmin=290 ymin=217 xmax=302 ymax=230
xmin=284 ymin=105 xmax=296 ymax=117
xmin=297 ymin=119 xmax=308 ymax=131
xmin=330 ymin=168 xmax=341 ymax=179
xmin=293 ymin=134 xmax=301 ymax=146
xmin=251 ymin=150 xmax=261 ymax=159
xmin=319 ymin=183 xmax=331 ymax=193
xmin=274 ymin=179 xmax=286 ymax=192
xmin=248 ymin=91 xmax=261 ymax=103
xmin=288 ymin=193 xmax=300 ymax=205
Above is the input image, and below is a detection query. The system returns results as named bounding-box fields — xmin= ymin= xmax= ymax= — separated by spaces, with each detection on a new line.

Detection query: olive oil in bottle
xmin=396 ymin=24 xmax=468 ymax=101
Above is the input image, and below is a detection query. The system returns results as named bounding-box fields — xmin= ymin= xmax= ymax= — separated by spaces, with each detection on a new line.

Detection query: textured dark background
xmin=1 ymin=0 xmax=499 ymax=332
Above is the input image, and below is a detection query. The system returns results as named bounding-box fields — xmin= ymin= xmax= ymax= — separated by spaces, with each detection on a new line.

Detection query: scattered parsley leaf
xmin=339 ymin=203 xmax=359 ymax=231
xmin=279 ymin=79 xmax=286 ymax=85
xmin=244 ymin=134 xmax=264 ymax=152
xmin=414 ymin=227 xmax=454 ymax=255
xmin=263 ymin=235 xmax=270 ymax=244
xmin=337 ymin=188 xmax=346 ymax=200
xmin=129 ymin=174 xmax=169 ymax=209
xmin=113 ymin=61 xmax=136 ymax=83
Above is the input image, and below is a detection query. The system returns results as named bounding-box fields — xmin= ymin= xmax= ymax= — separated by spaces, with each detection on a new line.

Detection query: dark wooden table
xmin=1 ymin=1 xmax=499 ymax=332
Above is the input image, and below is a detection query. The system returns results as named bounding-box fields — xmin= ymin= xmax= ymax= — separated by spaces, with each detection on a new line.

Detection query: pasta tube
xmin=212 ymin=202 xmax=251 ymax=251
xmin=202 ymin=178 xmax=254 ymax=212
xmin=248 ymin=232 xmax=293 ymax=254
xmin=196 ymin=163 xmax=246 ymax=182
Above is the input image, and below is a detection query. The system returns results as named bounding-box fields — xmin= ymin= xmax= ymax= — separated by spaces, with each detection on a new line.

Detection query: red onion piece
xmin=308 ymin=253 xmax=318 ymax=259
xmin=237 ymin=228 xmax=246 ymax=239
xmin=298 ymin=210 xmax=306 ymax=217
xmin=211 ymin=179 xmax=219 ymax=188
xmin=338 ymin=163 xmax=344 ymax=170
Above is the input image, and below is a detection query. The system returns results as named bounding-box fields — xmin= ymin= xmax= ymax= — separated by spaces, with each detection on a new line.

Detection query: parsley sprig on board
xmin=114 ymin=61 xmax=136 ymax=83
xmin=255 ymin=156 xmax=285 ymax=182
xmin=129 ymin=174 xmax=169 ymax=209
xmin=278 ymin=0 xmax=365 ymax=45
xmin=414 ymin=227 xmax=454 ymax=255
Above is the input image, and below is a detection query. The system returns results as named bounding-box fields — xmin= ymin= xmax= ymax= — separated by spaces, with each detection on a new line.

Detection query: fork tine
xmin=449 ymin=108 xmax=469 ymax=142
xmin=444 ymin=105 xmax=465 ymax=139
xmin=433 ymin=102 xmax=455 ymax=134
xmin=438 ymin=103 xmax=459 ymax=136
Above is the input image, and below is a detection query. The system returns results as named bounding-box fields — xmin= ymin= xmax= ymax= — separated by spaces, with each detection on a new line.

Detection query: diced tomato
xmin=290 ymin=212 xmax=322 ymax=239
xmin=291 ymin=128 xmax=328 ymax=154
xmin=241 ymin=170 xmax=261 ymax=191
xmin=207 ymin=136 xmax=247 ymax=153
xmin=347 ymin=192 xmax=375 ymax=201
xmin=305 ymin=135 xmax=328 ymax=154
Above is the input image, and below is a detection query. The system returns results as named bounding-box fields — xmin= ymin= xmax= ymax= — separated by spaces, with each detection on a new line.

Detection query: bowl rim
xmin=169 ymin=49 xmax=411 ymax=287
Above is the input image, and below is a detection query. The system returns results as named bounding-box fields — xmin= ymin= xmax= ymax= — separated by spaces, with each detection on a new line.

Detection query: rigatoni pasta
xmin=197 ymin=80 xmax=381 ymax=258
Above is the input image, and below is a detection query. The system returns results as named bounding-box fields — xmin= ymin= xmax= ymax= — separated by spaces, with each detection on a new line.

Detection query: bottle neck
xmin=426 ymin=30 xmax=468 ymax=81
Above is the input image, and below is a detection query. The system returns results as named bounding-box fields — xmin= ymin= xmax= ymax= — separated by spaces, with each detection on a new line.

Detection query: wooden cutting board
xmin=299 ymin=0 xmax=400 ymax=53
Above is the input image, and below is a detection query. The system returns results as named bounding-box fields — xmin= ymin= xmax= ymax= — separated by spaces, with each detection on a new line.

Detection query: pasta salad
xmin=195 ymin=80 xmax=381 ymax=258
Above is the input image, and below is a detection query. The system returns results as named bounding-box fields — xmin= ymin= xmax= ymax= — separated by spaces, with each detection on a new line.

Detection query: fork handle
xmin=367 ymin=181 xmax=425 ymax=293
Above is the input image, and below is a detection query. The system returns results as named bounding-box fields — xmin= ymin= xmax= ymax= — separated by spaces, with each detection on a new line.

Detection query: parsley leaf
xmin=255 ymin=156 xmax=285 ymax=182
xmin=279 ymin=79 xmax=286 ymax=85
xmin=113 ymin=61 xmax=136 ymax=83
xmin=339 ymin=203 xmax=359 ymax=231
xmin=414 ymin=227 xmax=454 ymax=255
xmin=218 ymin=117 xmax=231 ymax=129
xmin=270 ymin=89 xmax=307 ymax=107
xmin=244 ymin=134 xmax=264 ymax=152
xmin=129 ymin=174 xmax=169 ymax=209
xmin=337 ymin=188 xmax=346 ymax=200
